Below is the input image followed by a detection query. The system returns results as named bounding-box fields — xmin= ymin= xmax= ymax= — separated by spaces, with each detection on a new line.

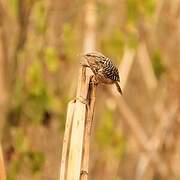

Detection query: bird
xmin=82 ymin=52 xmax=122 ymax=95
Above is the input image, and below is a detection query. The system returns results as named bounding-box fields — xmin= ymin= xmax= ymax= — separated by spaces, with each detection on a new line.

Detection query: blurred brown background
xmin=0 ymin=0 xmax=180 ymax=179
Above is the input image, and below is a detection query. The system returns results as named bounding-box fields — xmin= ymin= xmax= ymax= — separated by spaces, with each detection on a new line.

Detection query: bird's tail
xmin=115 ymin=82 xmax=123 ymax=95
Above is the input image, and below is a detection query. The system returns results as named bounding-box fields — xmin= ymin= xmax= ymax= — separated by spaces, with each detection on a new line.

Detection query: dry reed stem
xmin=79 ymin=0 xmax=97 ymax=179
xmin=136 ymin=102 xmax=178 ymax=179
xmin=0 ymin=27 xmax=8 ymax=138
xmin=60 ymin=101 xmax=75 ymax=180
xmin=109 ymin=90 xmax=167 ymax=175
xmin=80 ymin=77 xmax=97 ymax=180
xmin=105 ymin=43 xmax=168 ymax=176
xmin=83 ymin=0 xmax=96 ymax=52
xmin=109 ymin=42 xmax=174 ymax=177
xmin=63 ymin=0 xmax=96 ymax=179
xmin=109 ymin=44 xmax=156 ymax=150
xmin=113 ymin=94 xmax=149 ymax=150
xmin=0 ymin=145 xmax=6 ymax=180
xmin=119 ymin=47 xmax=135 ymax=90
xmin=65 ymin=66 xmax=94 ymax=180
xmin=137 ymin=42 xmax=157 ymax=91
xmin=108 ymin=47 xmax=149 ymax=150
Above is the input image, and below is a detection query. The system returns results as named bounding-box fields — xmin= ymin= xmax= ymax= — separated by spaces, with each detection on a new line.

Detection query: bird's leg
xmin=90 ymin=75 xmax=99 ymax=85
xmin=80 ymin=60 xmax=90 ymax=68
xmin=81 ymin=63 xmax=90 ymax=68
xmin=80 ymin=170 xmax=88 ymax=176
xmin=74 ymin=96 xmax=89 ymax=105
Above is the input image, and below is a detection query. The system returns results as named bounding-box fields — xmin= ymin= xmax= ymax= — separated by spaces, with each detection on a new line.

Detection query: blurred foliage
xmin=32 ymin=1 xmax=47 ymax=34
xmin=44 ymin=47 xmax=59 ymax=73
xmin=101 ymin=27 xmax=125 ymax=62
xmin=8 ymin=0 xmax=19 ymax=17
xmin=126 ymin=0 xmax=155 ymax=23
xmin=24 ymin=60 xmax=50 ymax=124
xmin=26 ymin=60 xmax=45 ymax=96
xmin=27 ymin=151 xmax=45 ymax=173
xmin=62 ymin=23 xmax=80 ymax=60
xmin=2 ymin=0 xmax=179 ymax=179
xmin=96 ymin=108 xmax=126 ymax=158
xmin=7 ymin=128 xmax=45 ymax=180
xmin=152 ymin=51 xmax=166 ymax=78
xmin=96 ymin=1 xmax=112 ymax=28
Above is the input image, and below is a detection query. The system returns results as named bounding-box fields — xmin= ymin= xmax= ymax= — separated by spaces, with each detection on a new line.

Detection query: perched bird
xmin=82 ymin=52 xmax=122 ymax=95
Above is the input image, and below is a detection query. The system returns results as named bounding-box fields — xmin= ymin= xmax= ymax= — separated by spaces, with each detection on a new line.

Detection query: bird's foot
xmin=90 ymin=75 xmax=99 ymax=86
xmin=74 ymin=96 xmax=89 ymax=105
xmin=80 ymin=60 xmax=90 ymax=68
xmin=80 ymin=170 xmax=88 ymax=176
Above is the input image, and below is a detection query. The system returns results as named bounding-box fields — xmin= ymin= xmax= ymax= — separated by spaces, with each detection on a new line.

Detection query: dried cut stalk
xmin=66 ymin=102 xmax=86 ymax=180
xmin=0 ymin=145 xmax=6 ymax=180
xmin=65 ymin=66 xmax=94 ymax=180
xmin=0 ymin=26 xmax=8 ymax=139
xmin=80 ymin=0 xmax=97 ymax=179
xmin=80 ymin=78 xmax=97 ymax=180
xmin=60 ymin=101 xmax=75 ymax=180
xmin=61 ymin=0 xmax=96 ymax=179
xmin=61 ymin=68 xmax=96 ymax=180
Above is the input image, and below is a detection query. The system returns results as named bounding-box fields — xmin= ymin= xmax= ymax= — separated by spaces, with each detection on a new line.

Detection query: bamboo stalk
xmin=65 ymin=66 xmax=91 ymax=180
xmin=60 ymin=0 xmax=96 ymax=179
xmin=0 ymin=25 xmax=8 ymax=139
xmin=0 ymin=144 xmax=6 ymax=180
xmin=137 ymin=42 xmax=157 ymax=91
xmin=135 ymin=102 xmax=178 ymax=179
xmin=80 ymin=0 xmax=96 ymax=179
xmin=119 ymin=47 xmax=135 ymax=90
xmin=60 ymin=67 xmax=96 ymax=180
xmin=60 ymin=101 xmax=75 ymax=180
xmin=80 ymin=77 xmax=97 ymax=180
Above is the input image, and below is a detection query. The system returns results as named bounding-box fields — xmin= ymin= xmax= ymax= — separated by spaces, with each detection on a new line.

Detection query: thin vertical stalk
xmin=0 ymin=145 xmax=6 ymax=180
xmin=65 ymin=66 xmax=92 ymax=180
xmin=80 ymin=78 xmax=97 ymax=180
xmin=60 ymin=101 xmax=75 ymax=180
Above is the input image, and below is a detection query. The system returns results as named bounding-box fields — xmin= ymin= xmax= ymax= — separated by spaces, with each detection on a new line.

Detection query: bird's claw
xmin=90 ymin=75 xmax=98 ymax=85
xmin=80 ymin=170 xmax=88 ymax=176
xmin=74 ymin=96 xmax=88 ymax=105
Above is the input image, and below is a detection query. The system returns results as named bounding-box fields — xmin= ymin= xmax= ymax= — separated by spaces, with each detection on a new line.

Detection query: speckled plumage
xmin=83 ymin=52 xmax=122 ymax=94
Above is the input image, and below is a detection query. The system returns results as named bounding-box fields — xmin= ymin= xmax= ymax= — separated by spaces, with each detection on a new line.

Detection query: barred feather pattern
xmin=83 ymin=52 xmax=122 ymax=94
